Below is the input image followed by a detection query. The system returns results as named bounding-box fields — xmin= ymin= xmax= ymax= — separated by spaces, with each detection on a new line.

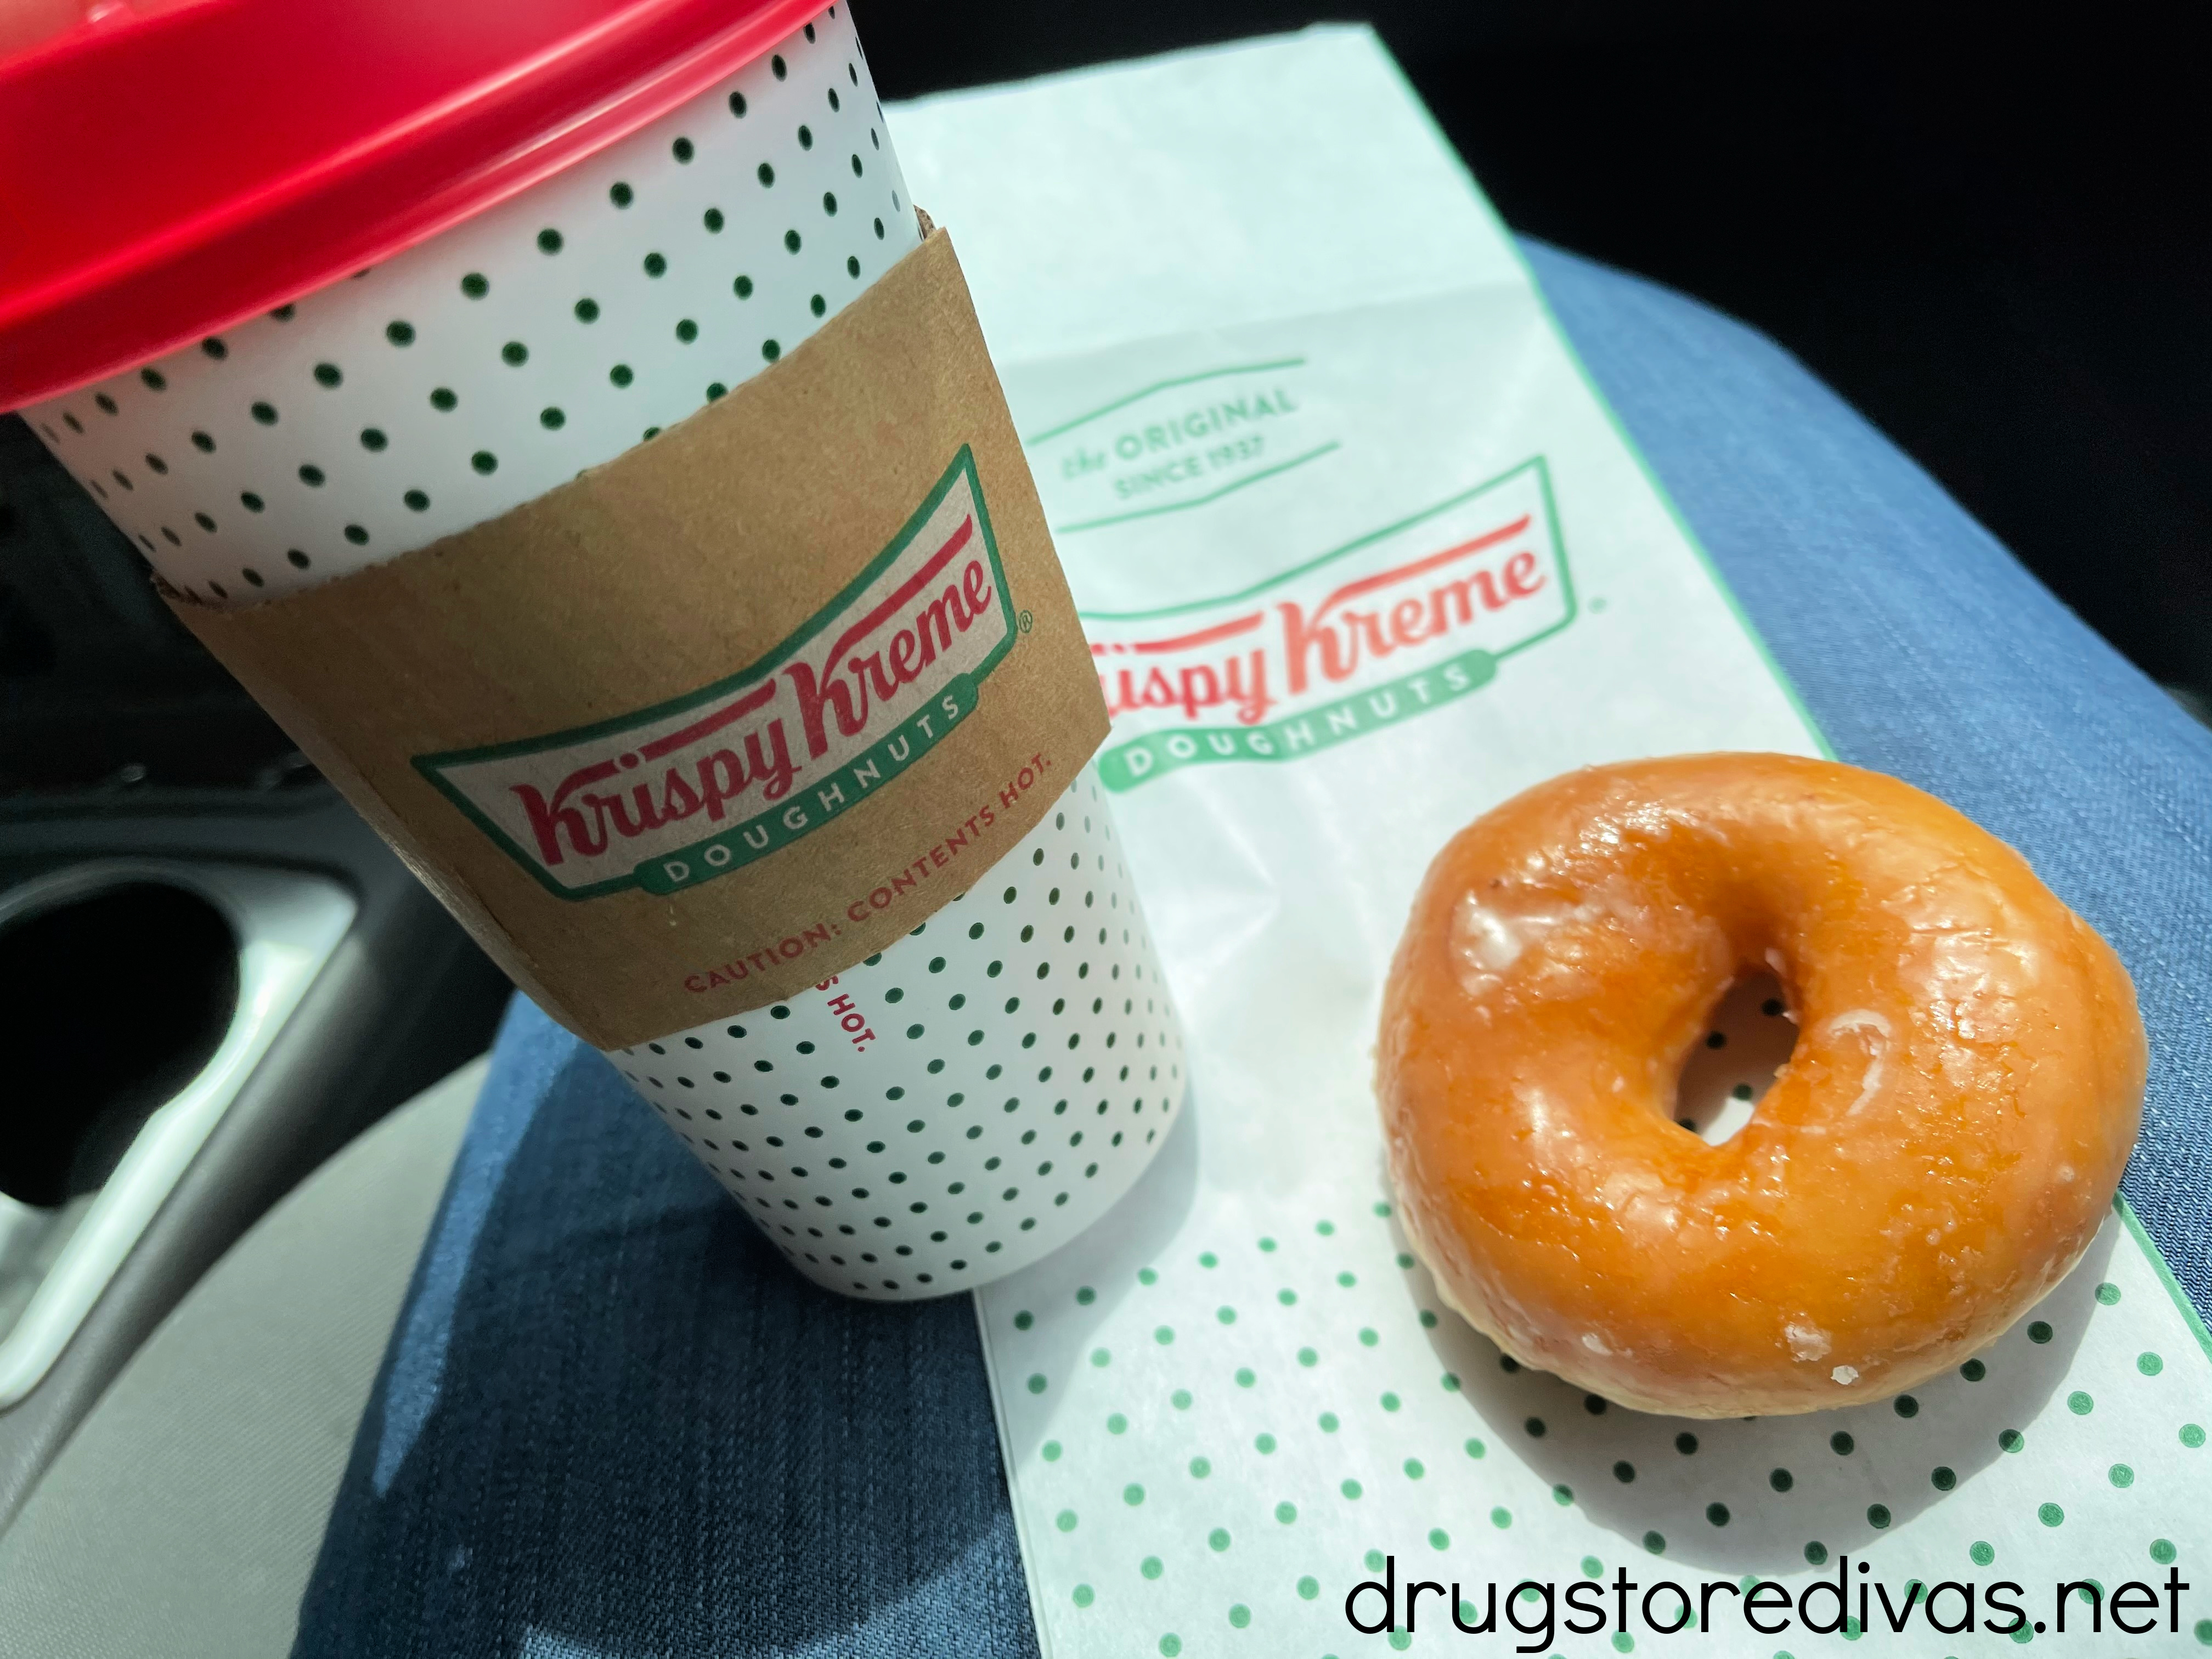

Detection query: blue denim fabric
xmin=1522 ymin=241 xmax=2212 ymax=1310
xmin=292 ymin=995 xmax=1041 ymax=1659
xmin=292 ymin=242 xmax=2212 ymax=1657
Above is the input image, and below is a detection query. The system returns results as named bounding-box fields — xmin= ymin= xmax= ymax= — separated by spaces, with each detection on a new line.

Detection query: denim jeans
xmin=292 ymin=241 xmax=2212 ymax=1657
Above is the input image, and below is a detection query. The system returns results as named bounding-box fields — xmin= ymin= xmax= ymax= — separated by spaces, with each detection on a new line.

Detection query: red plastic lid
xmin=0 ymin=0 xmax=823 ymax=408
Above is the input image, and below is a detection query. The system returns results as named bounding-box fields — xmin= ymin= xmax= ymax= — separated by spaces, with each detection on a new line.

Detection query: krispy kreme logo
xmin=416 ymin=449 xmax=1016 ymax=900
xmin=1089 ymin=456 xmax=1574 ymax=790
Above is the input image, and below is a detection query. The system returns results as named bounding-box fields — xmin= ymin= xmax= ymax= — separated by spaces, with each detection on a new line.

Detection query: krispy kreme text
xmin=418 ymin=450 xmax=1019 ymax=899
xmin=1088 ymin=457 xmax=1575 ymax=789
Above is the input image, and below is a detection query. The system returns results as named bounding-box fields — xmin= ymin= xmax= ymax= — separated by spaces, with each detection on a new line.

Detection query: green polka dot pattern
xmin=981 ymin=968 xmax=2210 ymax=1654
xmin=25 ymin=5 xmax=916 ymax=606
xmin=616 ymin=772 xmax=1183 ymax=1299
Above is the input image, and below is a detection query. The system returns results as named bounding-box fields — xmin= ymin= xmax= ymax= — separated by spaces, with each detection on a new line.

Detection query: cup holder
xmin=0 ymin=859 xmax=354 ymax=1404
xmin=0 ymin=883 xmax=240 ymax=1209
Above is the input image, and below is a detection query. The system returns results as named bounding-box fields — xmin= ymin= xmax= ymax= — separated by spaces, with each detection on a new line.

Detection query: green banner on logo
xmin=637 ymin=674 xmax=980 ymax=893
xmin=1098 ymin=648 xmax=1498 ymax=791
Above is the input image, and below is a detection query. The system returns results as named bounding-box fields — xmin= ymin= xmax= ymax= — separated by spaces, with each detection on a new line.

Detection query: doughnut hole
xmin=1671 ymin=972 xmax=1797 ymax=1145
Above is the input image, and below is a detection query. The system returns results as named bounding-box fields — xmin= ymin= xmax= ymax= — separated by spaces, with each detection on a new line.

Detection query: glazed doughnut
xmin=1378 ymin=753 xmax=2143 ymax=1417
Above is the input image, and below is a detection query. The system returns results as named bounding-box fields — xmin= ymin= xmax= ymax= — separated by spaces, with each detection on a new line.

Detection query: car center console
xmin=0 ymin=414 xmax=510 ymax=1530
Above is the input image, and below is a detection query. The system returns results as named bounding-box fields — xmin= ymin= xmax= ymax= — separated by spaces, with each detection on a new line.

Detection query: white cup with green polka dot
xmin=615 ymin=770 xmax=1187 ymax=1300
xmin=19 ymin=1 xmax=1189 ymax=1296
xmin=20 ymin=3 xmax=915 ymax=606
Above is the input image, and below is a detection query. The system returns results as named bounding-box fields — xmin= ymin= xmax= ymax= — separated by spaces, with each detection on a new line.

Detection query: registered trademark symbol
xmin=1017 ymin=609 xmax=1034 ymax=633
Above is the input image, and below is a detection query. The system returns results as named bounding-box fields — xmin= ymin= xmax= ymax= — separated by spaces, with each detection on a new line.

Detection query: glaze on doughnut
xmin=1378 ymin=754 xmax=2144 ymax=1417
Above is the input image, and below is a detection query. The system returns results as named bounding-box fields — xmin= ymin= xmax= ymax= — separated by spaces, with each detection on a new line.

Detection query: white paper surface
xmin=891 ymin=30 xmax=2212 ymax=1658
